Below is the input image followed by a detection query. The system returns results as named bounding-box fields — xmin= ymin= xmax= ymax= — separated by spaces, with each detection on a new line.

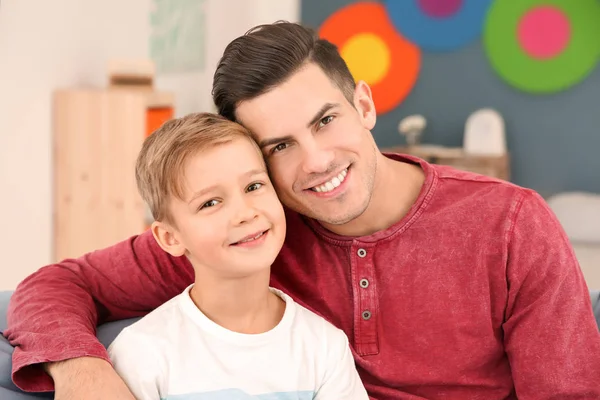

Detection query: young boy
xmin=107 ymin=112 xmax=368 ymax=399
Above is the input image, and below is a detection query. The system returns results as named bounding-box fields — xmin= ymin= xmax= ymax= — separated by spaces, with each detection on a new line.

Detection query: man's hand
xmin=46 ymin=357 xmax=136 ymax=400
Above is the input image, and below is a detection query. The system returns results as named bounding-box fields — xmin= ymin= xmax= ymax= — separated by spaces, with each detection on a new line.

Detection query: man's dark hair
xmin=212 ymin=21 xmax=356 ymax=121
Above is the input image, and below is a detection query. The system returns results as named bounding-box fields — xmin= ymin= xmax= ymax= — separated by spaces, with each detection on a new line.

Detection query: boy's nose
xmin=232 ymin=199 xmax=259 ymax=226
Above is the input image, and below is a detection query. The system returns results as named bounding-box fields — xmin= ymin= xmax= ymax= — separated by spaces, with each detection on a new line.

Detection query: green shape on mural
xmin=150 ymin=0 xmax=206 ymax=74
xmin=484 ymin=0 xmax=600 ymax=93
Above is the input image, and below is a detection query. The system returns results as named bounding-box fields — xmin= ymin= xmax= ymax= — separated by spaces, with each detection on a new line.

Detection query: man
xmin=5 ymin=22 xmax=600 ymax=399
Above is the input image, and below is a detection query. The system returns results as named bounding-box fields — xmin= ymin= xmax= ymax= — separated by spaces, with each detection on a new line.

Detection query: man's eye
xmin=272 ymin=143 xmax=288 ymax=153
xmin=246 ymin=182 xmax=263 ymax=192
xmin=318 ymin=115 xmax=334 ymax=128
xmin=200 ymin=199 xmax=219 ymax=210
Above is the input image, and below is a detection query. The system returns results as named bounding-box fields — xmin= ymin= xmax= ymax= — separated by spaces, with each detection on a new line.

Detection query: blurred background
xmin=1 ymin=0 xmax=599 ymax=290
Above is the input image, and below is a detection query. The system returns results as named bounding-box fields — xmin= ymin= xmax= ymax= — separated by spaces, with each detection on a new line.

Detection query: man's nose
xmin=300 ymin=140 xmax=335 ymax=175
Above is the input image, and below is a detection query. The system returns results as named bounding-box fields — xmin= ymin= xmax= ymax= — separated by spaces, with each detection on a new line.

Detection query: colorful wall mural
xmin=318 ymin=0 xmax=600 ymax=114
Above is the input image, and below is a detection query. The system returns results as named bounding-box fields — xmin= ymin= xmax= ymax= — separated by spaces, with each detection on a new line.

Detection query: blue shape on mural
xmin=384 ymin=0 xmax=494 ymax=52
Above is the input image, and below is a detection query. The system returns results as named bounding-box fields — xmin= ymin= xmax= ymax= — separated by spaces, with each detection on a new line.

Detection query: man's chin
xmin=284 ymin=194 xmax=368 ymax=223
xmin=304 ymin=206 xmax=365 ymax=226
xmin=318 ymin=213 xmax=360 ymax=226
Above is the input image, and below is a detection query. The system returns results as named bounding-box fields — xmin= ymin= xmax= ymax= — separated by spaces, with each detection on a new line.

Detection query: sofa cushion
xmin=546 ymin=192 xmax=600 ymax=244
xmin=0 ymin=291 xmax=11 ymax=333
xmin=592 ymin=290 xmax=600 ymax=330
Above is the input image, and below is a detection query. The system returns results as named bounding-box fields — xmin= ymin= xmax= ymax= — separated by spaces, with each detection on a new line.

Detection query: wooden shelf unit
xmin=53 ymin=88 xmax=174 ymax=262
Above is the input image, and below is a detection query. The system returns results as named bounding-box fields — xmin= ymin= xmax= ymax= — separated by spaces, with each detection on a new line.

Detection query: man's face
xmin=235 ymin=63 xmax=379 ymax=225
xmin=164 ymin=138 xmax=286 ymax=278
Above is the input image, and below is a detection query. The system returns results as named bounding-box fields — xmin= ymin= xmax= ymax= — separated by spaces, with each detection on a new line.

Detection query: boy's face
xmin=154 ymin=137 xmax=286 ymax=278
xmin=235 ymin=63 xmax=379 ymax=226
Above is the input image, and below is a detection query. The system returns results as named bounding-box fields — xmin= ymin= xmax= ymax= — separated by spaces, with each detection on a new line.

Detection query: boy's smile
xmin=229 ymin=229 xmax=269 ymax=247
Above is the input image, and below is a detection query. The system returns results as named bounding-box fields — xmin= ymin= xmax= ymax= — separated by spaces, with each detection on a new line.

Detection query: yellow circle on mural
xmin=341 ymin=33 xmax=391 ymax=85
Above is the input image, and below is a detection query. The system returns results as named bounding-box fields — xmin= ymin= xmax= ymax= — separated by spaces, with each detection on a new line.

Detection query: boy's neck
xmin=189 ymin=268 xmax=285 ymax=334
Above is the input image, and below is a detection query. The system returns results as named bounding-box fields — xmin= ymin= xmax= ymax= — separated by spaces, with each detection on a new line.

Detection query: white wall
xmin=157 ymin=0 xmax=300 ymax=117
xmin=0 ymin=0 xmax=299 ymax=290
xmin=0 ymin=0 xmax=151 ymax=291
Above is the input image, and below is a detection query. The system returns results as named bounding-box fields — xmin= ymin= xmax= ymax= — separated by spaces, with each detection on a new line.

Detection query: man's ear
xmin=151 ymin=220 xmax=186 ymax=257
xmin=353 ymin=80 xmax=376 ymax=131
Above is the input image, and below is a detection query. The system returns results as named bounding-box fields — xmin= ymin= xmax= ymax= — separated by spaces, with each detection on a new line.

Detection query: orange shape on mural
xmin=320 ymin=2 xmax=421 ymax=114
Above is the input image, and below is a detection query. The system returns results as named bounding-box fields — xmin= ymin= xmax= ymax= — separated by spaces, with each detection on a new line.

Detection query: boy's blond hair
xmin=135 ymin=112 xmax=259 ymax=224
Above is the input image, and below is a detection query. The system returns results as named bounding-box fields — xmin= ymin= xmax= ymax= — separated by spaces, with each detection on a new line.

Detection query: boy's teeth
xmin=312 ymin=168 xmax=348 ymax=193
xmin=239 ymin=232 xmax=263 ymax=243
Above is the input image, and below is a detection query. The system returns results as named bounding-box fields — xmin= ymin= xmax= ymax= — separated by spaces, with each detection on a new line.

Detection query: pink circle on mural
xmin=517 ymin=6 xmax=571 ymax=60
xmin=418 ymin=0 xmax=463 ymax=18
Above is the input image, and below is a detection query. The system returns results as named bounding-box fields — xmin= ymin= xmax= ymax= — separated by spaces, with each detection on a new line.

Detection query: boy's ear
xmin=151 ymin=221 xmax=186 ymax=257
xmin=353 ymin=80 xmax=376 ymax=131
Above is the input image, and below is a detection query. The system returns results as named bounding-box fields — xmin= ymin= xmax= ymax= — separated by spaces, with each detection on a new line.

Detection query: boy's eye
xmin=246 ymin=182 xmax=263 ymax=192
xmin=200 ymin=199 xmax=219 ymax=210
xmin=318 ymin=115 xmax=334 ymax=128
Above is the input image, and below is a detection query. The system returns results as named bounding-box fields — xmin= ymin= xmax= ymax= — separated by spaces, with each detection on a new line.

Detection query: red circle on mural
xmin=418 ymin=0 xmax=464 ymax=18
xmin=517 ymin=5 xmax=571 ymax=59
xmin=319 ymin=2 xmax=421 ymax=114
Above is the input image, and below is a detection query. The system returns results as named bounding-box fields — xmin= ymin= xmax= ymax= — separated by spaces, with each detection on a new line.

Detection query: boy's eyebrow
xmin=187 ymin=169 xmax=268 ymax=204
xmin=243 ymin=168 xmax=268 ymax=177
xmin=256 ymin=102 xmax=339 ymax=149
xmin=188 ymin=185 xmax=218 ymax=205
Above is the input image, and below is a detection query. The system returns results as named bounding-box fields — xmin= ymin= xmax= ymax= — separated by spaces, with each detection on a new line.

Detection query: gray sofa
xmin=2 ymin=290 xmax=600 ymax=399
xmin=0 ymin=291 xmax=141 ymax=399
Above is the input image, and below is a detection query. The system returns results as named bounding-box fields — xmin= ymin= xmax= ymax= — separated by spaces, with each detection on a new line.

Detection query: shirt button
xmin=359 ymin=278 xmax=369 ymax=289
xmin=362 ymin=310 xmax=372 ymax=320
xmin=357 ymin=248 xmax=367 ymax=258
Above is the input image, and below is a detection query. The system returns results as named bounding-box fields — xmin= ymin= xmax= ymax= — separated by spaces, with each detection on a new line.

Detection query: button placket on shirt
xmin=350 ymin=243 xmax=379 ymax=356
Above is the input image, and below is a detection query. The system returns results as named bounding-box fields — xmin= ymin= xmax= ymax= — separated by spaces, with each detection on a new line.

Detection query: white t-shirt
xmin=108 ymin=286 xmax=368 ymax=400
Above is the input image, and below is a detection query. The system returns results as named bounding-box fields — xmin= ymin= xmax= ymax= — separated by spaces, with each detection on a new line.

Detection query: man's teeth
xmin=238 ymin=231 xmax=264 ymax=243
xmin=312 ymin=168 xmax=348 ymax=193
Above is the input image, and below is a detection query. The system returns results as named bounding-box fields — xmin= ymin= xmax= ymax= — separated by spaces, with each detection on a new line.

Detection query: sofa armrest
xmin=1 ymin=316 xmax=141 ymax=399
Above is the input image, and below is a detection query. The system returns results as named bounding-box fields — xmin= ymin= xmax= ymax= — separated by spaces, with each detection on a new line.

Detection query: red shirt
xmin=6 ymin=155 xmax=600 ymax=399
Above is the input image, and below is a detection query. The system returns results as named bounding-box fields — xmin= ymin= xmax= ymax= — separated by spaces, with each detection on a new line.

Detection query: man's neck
xmin=322 ymin=153 xmax=425 ymax=237
xmin=189 ymin=268 xmax=285 ymax=334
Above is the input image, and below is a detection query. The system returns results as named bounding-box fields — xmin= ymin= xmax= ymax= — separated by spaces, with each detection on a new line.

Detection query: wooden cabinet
xmin=53 ymin=88 xmax=173 ymax=262
xmin=382 ymin=145 xmax=510 ymax=181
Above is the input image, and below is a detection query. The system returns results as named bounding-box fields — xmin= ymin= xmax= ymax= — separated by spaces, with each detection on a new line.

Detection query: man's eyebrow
xmin=258 ymin=135 xmax=294 ymax=150
xmin=256 ymin=102 xmax=340 ymax=149
xmin=307 ymin=102 xmax=339 ymax=128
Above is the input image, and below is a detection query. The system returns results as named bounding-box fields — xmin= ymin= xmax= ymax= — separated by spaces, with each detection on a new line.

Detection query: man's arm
xmin=3 ymin=230 xmax=193 ymax=392
xmin=45 ymin=357 xmax=136 ymax=400
xmin=504 ymin=190 xmax=600 ymax=399
xmin=315 ymin=329 xmax=369 ymax=399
